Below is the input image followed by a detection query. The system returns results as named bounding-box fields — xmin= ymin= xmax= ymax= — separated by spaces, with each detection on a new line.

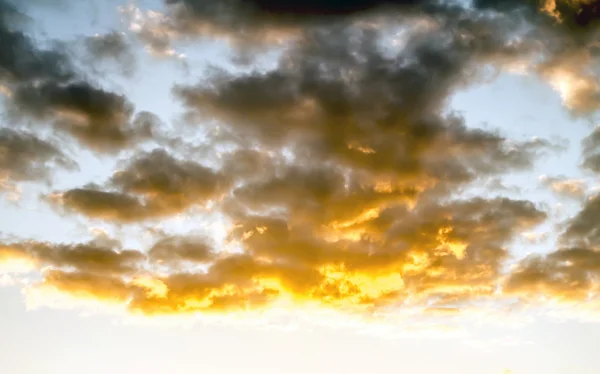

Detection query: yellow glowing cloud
xmin=0 ymin=245 xmax=37 ymax=273
xmin=547 ymin=67 xmax=600 ymax=111
xmin=131 ymin=275 xmax=168 ymax=299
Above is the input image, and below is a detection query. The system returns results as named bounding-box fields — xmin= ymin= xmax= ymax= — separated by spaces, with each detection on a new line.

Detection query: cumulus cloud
xmin=120 ymin=0 xmax=600 ymax=113
xmin=34 ymin=269 xmax=134 ymax=305
xmin=85 ymin=31 xmax=131 ymax=61
xmin=0 ymin=128 xmax=76 ymax=188
xmin=174 ymin=23 xmax=553 ymax=193
xmin=0 ymin=1 xmax=73 ymax=84
xmin=154 ymin=0 xmax=430 ymax=46
xmin=520 ymin=123 xmax=600 ymax=306
xmin=83 ymin=31 xmax=136 ymax=75
xmin=582 ymin=126 xmax=600 ymax=173
xmin=10 ymin=82 xmax=157 ymax=152
xmin=0 ymin=1 xmax=154 ymax=152
xmin=2 ymin=0 xmax=600 ymax=323
xmin=120 ymin=4 xmax=182 ymax=57
xmin=51 ymin=149 xmax=230 ymax=222
xmin=505 ymin=187 xmax=600 ymax=304
xmin=561 ymin=194 xmax=600 ymax=248
xmin=505 ymin=247 xmax=600 ymax=302
xmin=5 ymin=195 xmax=546 ymax=315
xmin=538 ymin=49 xmax=600 ymax=113
xmin=540 ymin=175 xmax=587 ymax=200
xmin=148 ymin=235 xmax=216 ymax=265
xmin=130 ymin=0 xmax=600 ymax=48
xmin=0 ymin=236 xmax=145 ymax=278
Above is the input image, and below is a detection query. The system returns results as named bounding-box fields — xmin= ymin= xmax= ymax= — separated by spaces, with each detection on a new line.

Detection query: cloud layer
xmin=1 ymin=0 xmax=600 ymax=324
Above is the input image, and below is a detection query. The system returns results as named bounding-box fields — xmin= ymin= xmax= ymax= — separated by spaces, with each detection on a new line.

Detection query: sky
xmin=1 ymin=0 xmax=600 ymax=373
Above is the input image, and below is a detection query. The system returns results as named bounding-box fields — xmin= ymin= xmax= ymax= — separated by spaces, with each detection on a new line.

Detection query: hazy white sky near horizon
xmin=2 ymin=1 xmax=600 ymax=373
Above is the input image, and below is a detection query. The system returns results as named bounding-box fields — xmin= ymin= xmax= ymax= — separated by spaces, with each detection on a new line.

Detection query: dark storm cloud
xmin=0 ymin=128 xmax=76 ymax=186
xmin=157 ymin=0 xmax=599 ymax=45
xmin=0 ymin=1 xmax=73 ymax=84
xmin=120 ymin=0 xmax=462 ymax=59
xmin=164 ymin=0 xmax=428 ymax=36
xmin=122 ymin=0 xmax=426 ymax=54
xmin=10 ymin=81 xmax=156 ymax=152
xmin=167 ymin=0 xmax=598 ymax=34
xmin=174 ymin=21 xmax=551 ymax=192
xmin=472 ymin=0 xmax=600 ymax=39
xmin=134 ymin=0 xmax=600 ymax=53
xmin=121 ymin=0 xmax=600 ymax=113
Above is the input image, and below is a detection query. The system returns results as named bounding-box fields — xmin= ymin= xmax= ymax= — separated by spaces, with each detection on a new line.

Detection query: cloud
xmin=120 ymin=4 xmax=182 ymax=57
xmin=561 ymin=194 xmax=600 ymax=248
xmin=10 ymin=81 xmax=157 ymax=152
xmin=131 ymin=0 xmax=600 ymax=49
xmin=174 ymin=23 xmax=552 ymax=195
xmin=0 ymin=243 xmax=37 ymax=273
xmin=33 ymin=269 xmax=133 ymax=305
xmin=474 ymin=0 xmax=600 ymax=38
xmin=12 ymin=195 xmax=546 ymax=315
xmin=3 ymin=0 xmax=559 ymax=318
xmin=0 ymin=237 xmax=145 ymax=275
xmin=540 ymin=175 xmax=587 ymax=200
xmin=54 ymin=188 xmax=151 ymax=222
xmin=157 ymin=0 xmax=427 ymax=44
xmin=505 ymin=184 xmax=600 ymax=304
xmin=85 ymin=31 xmax=131 ymax=61
xmin=34 ymin=243 xmax=145 ymax=276
xmin=2 ymin=0 xmax=598 ymax=324
xmin=582 ymin=126 xmax=600 ymax=173
xmin=0 ymin=1 xmax=73 ymax=84
xmin=219 ymin=197 xmax=546 ymax=310
xmin=538 ymin=49 xmax=600 ymax=113
xmin=0 ymin=128 xmax=76 ymax=188
xmin=83 ymin=31 xmax=136 ymax=75
xmin=505 ymin=247 xmax=600 ymax=302
xmin=0 ymin=1 xmax=153 ymax=153
xmin=110 ymin=148 xmax=227 ymax=201
xmin=51 ymin=149 xmax=230 ymax=222
xmin=517 ymin=126 xmax=600 ymax=305
xmin=121 ymin=0 xmax=600 ymax=114
xmin=472 ymin=0 xmax=600 ymax=113
xmin=148 ymin=235 xmax=216 ymax=265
